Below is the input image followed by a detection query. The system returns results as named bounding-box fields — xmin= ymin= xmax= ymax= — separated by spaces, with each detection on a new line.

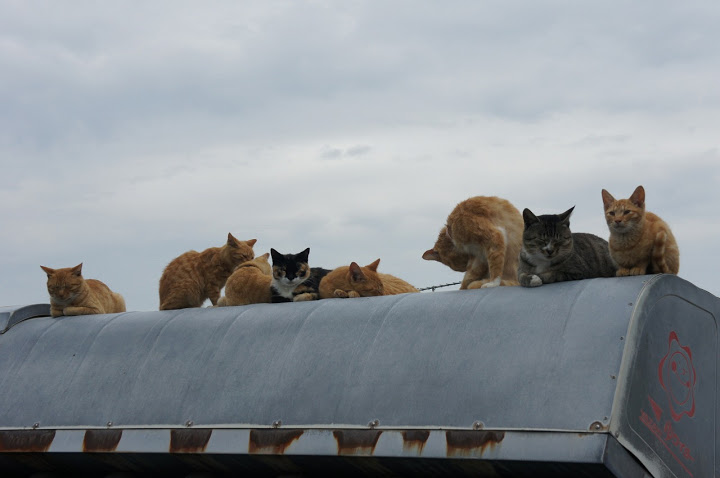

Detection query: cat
xmin=159 ymin=233 xmax=256 ymax=310
xmin=601 ymin=185 xmax=680 ymax=276
xmin=318 ymin=258 xmax=419 ymax=299
xmin=217 ymin=253 xmax=272 ymax=307
xmin=40 ymin=263 xmax=126 ymax=317
xmin=270 ymin=248 xmax=331 ymax=302
xmin=517 ymin=207 xmax=617 ymax=287
xmin=422 ymin=226 xmax=470 ymax=272
xmin=444 ymin=196 xmax=523 ymax=289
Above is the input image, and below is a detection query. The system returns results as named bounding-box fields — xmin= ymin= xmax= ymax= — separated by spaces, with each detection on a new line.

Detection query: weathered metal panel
xmin=611 ymin=275 xmax=718 ymax=478
xmin=0 ymin=277 xmax=636 ymax=431
xmin=0 ymin=274 xmax=717 ymax=477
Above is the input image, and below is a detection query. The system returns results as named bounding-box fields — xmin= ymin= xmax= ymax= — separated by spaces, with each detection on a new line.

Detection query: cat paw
xmin=480 ymin=277 xmax=501 ymax=288
xmin=293 ymin=293 xmax=317 ymax=302
xmin=529 ymin=275 xmax=543 ymax=287
xmin=347 ymin=291 xmax=361 ymax=298
xmin=333 ymin=289 xmax=349 ymax=298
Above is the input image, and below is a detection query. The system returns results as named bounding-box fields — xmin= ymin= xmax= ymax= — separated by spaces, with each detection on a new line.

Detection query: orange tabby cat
xmin=444 ymin=196 xmax=523 ymax=289
xmin=318 ymin=259 xmax=419 ymax=299
xmin=601 ymin=185 xmax=679 ymax=276
xmin=217 ymin=253 xmax=272 ymax=307
xmin=422 ymin=227 xmax=470 ymax=272
xmin=40 ymin=263 xmax=126 ymax=317
xmin=159 ymin=233 xmax=257 ymax=310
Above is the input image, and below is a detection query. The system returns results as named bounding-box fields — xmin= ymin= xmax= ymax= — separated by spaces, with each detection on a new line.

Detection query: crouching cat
xmin=217 ymin=253 xmax=272 ymax=307
xmin=270 ymin=248 xmax=331 ymax=302
xmin=41 ymin=263 xmax=126 ymax=317
xmin=443 ymin=196 xmax=523 ymax=289
xmin=518 ymin=207 xmax=616 ymax=287
xmin=318 ymin=258 xmax=419 ymax=298
xmin=159 ymin=233 xmax=256 ymax=310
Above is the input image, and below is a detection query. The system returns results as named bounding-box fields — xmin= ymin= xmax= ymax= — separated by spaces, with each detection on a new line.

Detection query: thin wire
xmin=418 ymin=281 xmax=462 ymax=292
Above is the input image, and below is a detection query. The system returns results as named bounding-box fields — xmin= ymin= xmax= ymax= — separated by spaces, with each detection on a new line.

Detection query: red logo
xmin=658 ymin=331 xmax=696 ymax=422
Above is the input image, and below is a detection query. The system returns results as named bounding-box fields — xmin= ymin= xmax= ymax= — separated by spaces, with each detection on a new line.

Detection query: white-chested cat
xmin=270 ymin=248 xmax=332 ymax=302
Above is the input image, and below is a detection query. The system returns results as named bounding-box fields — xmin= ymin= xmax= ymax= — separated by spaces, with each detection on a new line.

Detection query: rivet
xmin=32 ymin=423 xmax=39 ymax=429
xmin=272 ymin=420 xmax=282 ymax=428
xmin=185 ymin=420 xmax=193 ymax=427
xmin=107 ymin=421 xmax=113 ymax=427
xmin=620 ymin=337 xmax=624 ymax=341
xmin=472 ymin=421 xmax=484 ymax=430
xmin=368 ymin=419 xmax=379 ymax=428
xmin=615 ymin=432 xmax=620 ymax=438
xmin=611 ymin=375 xmax=616 ymax=380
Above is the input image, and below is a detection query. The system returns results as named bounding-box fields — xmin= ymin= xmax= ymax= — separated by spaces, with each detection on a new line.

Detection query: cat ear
xmin=445 ymin=225 xmax=452 ymax=240
xmin=349 ymin=262 xmax=366 ymax=282
xmin=298 ymin=248 xmax=310 ymax=262
xmin=260 ymin=252 xmax=270 ymax=259
xmin=629 ymin=185 xmax=645 ymax=208
xmin=366 ymin=258 xmax=381 ymax=272
xmin=422 ymin=249 xmax=441 ymax=261
xmin=559 ymin=206 xmax=574 ymax=225
xmin=40 ymin=265 xmax=55 ymax=277
xmin=522 ymin=208 xmax=539 ymax=227
xmin=72 ymin=263 xmax=83 ymax=276
xmin=270 ymin=248 xmax=282 ymax=263
xmin=246 ymin=238 xmax=258 ymax=247
xmin=601 ymin=189 xmax=615 ymax=210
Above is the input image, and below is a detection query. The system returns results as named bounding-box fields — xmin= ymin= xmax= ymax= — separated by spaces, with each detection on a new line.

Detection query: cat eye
xmin=623 ymin=210 xmax=630 ymax=215
xmin=608 ymin=211 xmax=615 ymax=216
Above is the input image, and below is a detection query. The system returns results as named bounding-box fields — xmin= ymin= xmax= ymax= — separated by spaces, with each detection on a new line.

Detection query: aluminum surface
xmin=0 ymin=277 xmax=637 ymax=431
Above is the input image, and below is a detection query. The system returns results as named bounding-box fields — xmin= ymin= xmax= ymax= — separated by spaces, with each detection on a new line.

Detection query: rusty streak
xmin=248 ymin=429 xmax=304 ymax=454
xmin=446 ymin=430 xmax=505 ymax=458
xmin=402 ymin=430 xmax=430 ymax=454
xmin=83 ymin=429 xmax=123 ymax=452
xmin=169 ymin=429 xmax=212 ymax=453
xmin=0 ymin=430 xmax=56 ymax=452
xmin=333 ymin=430 xmax=382 ymax=456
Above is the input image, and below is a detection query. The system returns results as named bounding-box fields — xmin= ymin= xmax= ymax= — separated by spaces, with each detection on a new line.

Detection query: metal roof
xmin=0 ymin=275 xmax=716 ymax=477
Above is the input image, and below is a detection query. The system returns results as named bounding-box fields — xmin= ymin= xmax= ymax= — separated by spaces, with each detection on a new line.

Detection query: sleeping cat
xmin=601 ymin=185 xmax=679 ymax=276
xmin=217 ymin=253 xmax=272 ymax=307
xmin=159 ymin=233 xmax=256 ymax=310
xmin=318 ymin=258 xmax=419 ymax=299
xmin=444 ymin=196 xmax=523 ymax=288
xmin=422 ymin=226 xmax=470 ymax=272
xmin=40 ymin=263 xmax=126 ymax=317
xmin=517 ymin=207 xmax=617 ymax=287
xmin=270 ymin=248 xmax=331 ymax=302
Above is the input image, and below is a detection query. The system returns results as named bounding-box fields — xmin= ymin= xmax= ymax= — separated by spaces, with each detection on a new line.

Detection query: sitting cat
xmin=318 ymin=258 xmax=419 ymax=299
xmin=601 ymin=185 xmax=679 ymax=276
xmin=444 ymin=196 xmax=523 ymax=289
xmin=422 ymin=227 xmax=470 ymax=272
xmin=40 ymin=263 xmax=126 ymax=317
xmin=518 ymin=207 xmax=617 ymax=287
xmin=217 ymin=253 xmax=272 ymax=307
xmin=159 ymin=233 xmax=256 ymax=310
xmin=270 ymin=248 xmax=331 ymax=302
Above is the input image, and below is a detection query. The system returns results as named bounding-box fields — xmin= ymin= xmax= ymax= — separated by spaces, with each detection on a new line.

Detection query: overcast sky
xmin=2 ymin=1 xmax=719 ymax=311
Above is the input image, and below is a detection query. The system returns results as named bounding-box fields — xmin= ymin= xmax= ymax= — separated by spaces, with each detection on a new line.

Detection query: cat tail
xmin=652 ymin=230 xmax=670 ymax=273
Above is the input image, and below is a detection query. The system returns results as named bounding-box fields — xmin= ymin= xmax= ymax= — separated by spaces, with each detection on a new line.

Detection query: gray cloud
xmin=1 ymin=1 xmax=719 ymax=310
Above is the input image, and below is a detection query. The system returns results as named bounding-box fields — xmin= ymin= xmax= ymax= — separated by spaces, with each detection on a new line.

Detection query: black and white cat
xmin=518 ymin=207 xmax=617 ymax=287
xmin=270 ymin=248 xmax=331 ymax=302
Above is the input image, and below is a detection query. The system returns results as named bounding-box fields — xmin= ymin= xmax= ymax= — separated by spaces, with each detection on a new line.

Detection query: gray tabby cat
xmin=518 ymin=207 xmax=617 ymax=287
